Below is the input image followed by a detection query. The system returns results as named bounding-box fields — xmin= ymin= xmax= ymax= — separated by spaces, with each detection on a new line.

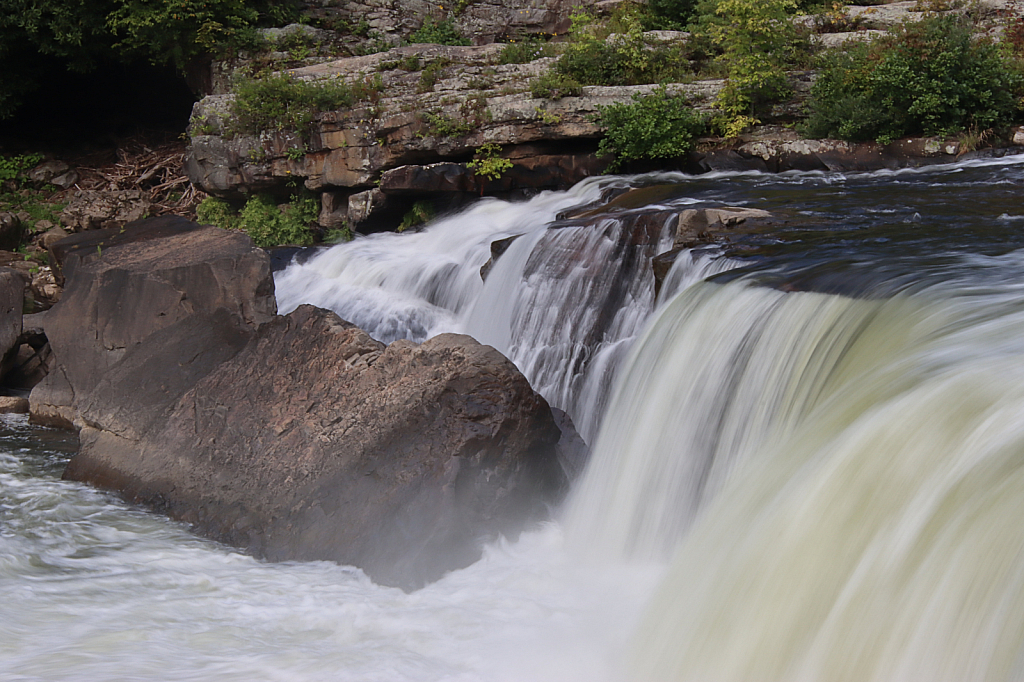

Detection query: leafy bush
xmin=230 ymin=73 xmax=366 ymax=136
xmin=419 ymin=110 xmax=474 ymax=138
xmin=408 ymin=17 xmax=469 ymax=46
xmin=548 ymin=8 xmax=692 ymax=87
xmin=0 ymin=154 xmax=43 ymax=183
xmin=644 ymin=0 xmax=697 ymax=29
xmin=0 ymin=0 xmax=301 ymax=118
xmin=708 ymin=0 xmax=805 ymax=126
xmin=196 ymin=196 xmax=240 ymax=229
xmin=803 ymin=15 xmax=1023 ymax=143
xmin=498 ymin=37 xmax=553 ymax=64
xmin=530 ymin=71 xmax=583 ymax=99
xmin=594 ymin=87 xmax=706 ymax=169
xmin=467 ymin=143 xmax=513 ymax=180
xmin=197 ymin=192 xmax=317 ymax=247
xmin=107 ymin=0 xmax=260 ymax=70
xmin=399 ymin=200 xmax=435 ymax=231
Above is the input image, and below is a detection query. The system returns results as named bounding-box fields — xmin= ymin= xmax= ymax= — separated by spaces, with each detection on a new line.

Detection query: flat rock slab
xmin=67 ymin=304 xmax=565 ymax=589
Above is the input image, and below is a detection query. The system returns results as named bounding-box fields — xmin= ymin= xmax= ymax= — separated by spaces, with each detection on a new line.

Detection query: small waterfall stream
xmin=4 ymin=155 xmax=1024 ymax=680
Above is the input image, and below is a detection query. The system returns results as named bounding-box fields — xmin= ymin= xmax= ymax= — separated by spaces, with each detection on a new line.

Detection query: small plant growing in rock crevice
xmin=498 ymin=37 xmax=554 ymax=64
xmin=229 ymin=73 xmax=353 ymax=137
xmin=417 ymin=58 xmax=452 ymax=93
xmin=229 ymin=72 xmax=384 ymax=139
xmin=530 ymin=72 xmax=583 ymax=99
xmin=398 ymin=200 xmax=436 ymax=231
xmin=419 ymin=110 xmax=474 ymax=138
xmin=467 ymin=143 xmax=513 ymax=181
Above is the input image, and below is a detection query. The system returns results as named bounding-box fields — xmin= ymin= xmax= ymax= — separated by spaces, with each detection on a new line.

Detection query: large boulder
xmin=0 ymin=267 xmax=23 ymax=380
xmin=29 ymin=216 xmax=275 ymax=428
xmin=66 ymin=304 xmax=565 ymax=589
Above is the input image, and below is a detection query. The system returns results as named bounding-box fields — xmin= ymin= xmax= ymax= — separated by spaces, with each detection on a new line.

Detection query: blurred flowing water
xmin=5 ymin=154 xmax=1024 ymax=680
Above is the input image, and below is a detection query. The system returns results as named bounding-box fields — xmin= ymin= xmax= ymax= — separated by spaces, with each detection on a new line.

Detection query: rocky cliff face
xmin=185 ymin=36 xmax=723 ymax=231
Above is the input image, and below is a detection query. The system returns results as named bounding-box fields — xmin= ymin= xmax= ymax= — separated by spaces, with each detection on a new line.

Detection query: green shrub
xmin=594 ymin=87 xmax=706 ymax=169
xmin=708 ymin=0 xmax=804 ymax=127
xmin=239 ymin=193 xmax=317 ymax=247
xmin=196 ymin=196 xmax=240 ymax=230
xmin=229 ymin=72 xmax=365 ymax=136
xmin=803 ymin=15 xmax=1024 ymax=143
xmin=530 ymin=71 xmax=583 ymax=99
xmin=0 ymin=154 xmax=43 ymax=183
xmin=107 ymin=0 xmax=259 ymax=70
xmin=644 ymin=0 xmax=697 ymax=29
xmin=419 ymin=110 xmax=474 ymax=138
xmin=549 ymin=8 xmax=691 ymax=87
xmin=198 ymin=192 xmax=317 ymax=247
xmin=498 ymin=37 xmax=553 ymax=64
xmin=467 ymin=143 xmax=513 ymax=180
xmin=408 ymin=17 xmax=469 ymax=46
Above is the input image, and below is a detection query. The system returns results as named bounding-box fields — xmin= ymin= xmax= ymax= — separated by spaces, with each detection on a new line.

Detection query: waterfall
xmin=562 ymin=272 xmax=1024 ymax=680
xmin=274 ymin=176 xmax=726 ymax=442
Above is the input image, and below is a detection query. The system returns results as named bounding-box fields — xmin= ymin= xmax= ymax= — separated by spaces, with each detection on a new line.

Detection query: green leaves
xmin=595 ymin=87 xmax=706 ymax=169
xmin=709 ymin=0 xmax=803 ymax=126
xmin=228 ymin=72 xmax=377 ymax=138
xmin=804 ymin=15 xmax=1023 ymax=143
xmin=107 ymin=0 xmax=257 ymax=69
xmin=407 ymin=18 xmax=469 ymax=46
xmin=197 ymin=191 xmax=317 ymax=248
xmin=467 ymin=143 xmax=513 ymax=181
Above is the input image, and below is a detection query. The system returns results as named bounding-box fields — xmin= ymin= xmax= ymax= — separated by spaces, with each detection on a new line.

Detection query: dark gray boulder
xmin=66 ymin=304 xmax=565 ymax=589
xmin=30 ymin=216 xmax=275 ymax=428
xmin=0 ymin=267 xmax=23 ymax=381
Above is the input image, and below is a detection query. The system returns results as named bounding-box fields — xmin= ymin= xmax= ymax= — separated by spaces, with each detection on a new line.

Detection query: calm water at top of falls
xmin=6 ymin=154 xmax=1024 ymax=681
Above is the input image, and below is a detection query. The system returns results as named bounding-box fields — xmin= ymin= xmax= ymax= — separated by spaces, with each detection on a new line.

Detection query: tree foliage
xmin=0 ymin=0 xmax=298 ymax=118
xmin=804 ymin=15 xmax=1024 ymax=143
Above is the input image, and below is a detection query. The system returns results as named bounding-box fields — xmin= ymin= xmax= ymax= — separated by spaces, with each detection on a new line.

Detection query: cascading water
xmin=5 ymin=155 xmax=1024 ymax=681
xmin=587 ymin=277 xmax=1024 ymax=681
xmin=275 ymin=173 xmax=717 ymax=441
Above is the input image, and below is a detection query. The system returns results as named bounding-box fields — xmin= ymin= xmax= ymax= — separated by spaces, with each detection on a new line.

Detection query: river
xmin=3 ymin=154 xmax=1024 ymax=680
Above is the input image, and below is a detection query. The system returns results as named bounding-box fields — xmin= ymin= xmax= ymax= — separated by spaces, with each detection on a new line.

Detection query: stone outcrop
xmin=0 ymin=268 xmax=24 ymax=380
xmin=66 ymin=304 xmax=565 ymax=589
xmin=184 ymin=39 xmax=722 ymax=228
xmin=652 ymin=207 xmax=775 ymax=295
xmin=29 ymin=216 xmax=275 ymax=428
xmin=59 ymin=189 xmax=152 ymax=233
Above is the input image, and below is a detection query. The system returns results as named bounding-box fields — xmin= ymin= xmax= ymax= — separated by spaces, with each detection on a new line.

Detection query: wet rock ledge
xmin=29 ymin=216 xmax=566 ymax=589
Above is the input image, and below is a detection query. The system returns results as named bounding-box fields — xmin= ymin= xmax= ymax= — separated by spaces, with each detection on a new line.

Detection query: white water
xmin=604 ymin=279 xmax=1024 ymax=681
xmin=275 ymin=174 xmax=720 ymax=441
xmin=8 ymin=156 xmax=1024 ymax=680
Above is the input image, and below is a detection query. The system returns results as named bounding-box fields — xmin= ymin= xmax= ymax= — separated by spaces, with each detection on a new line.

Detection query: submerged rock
xmin=67 ymin=304 xmax=565 ymax=589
